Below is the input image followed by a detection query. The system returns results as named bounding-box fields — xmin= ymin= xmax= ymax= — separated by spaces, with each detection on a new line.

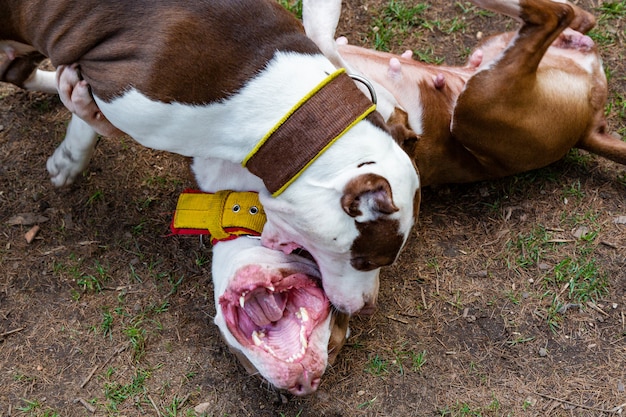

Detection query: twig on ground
xmin=148 ymin=395 xmax=162 ymax=417
xmin=587 ymin=301 xmax=610 ymax=317
xmin=81 ymin=343 xmax=129 ymax=389
xmin=73 ymin=398 xmax=96 ymax=414
xmin=0 ymin=327 xmax=25 ymax=340
xmin=178 ymin=393 xmax=191 ymax=409
xmin=80 ymin=365 xmax=99 ymax=389
xmin=386 ymin=315 xmax=409 ymax=324
xmin=533 ymin=391 xmax=621 ymax=413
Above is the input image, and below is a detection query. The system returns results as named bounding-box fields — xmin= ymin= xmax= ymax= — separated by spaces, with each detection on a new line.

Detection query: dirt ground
xmin=1 ymin=1 xmax=625 ymax=416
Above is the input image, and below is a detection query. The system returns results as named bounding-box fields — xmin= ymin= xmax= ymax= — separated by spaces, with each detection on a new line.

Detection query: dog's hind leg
xmin=468 ymin=0 xmax=595 ymax=33
xmin=578 ymin=128 xmax=626 ymax=166
xmin=451 ymin=0 xmax=583 ymax=174
xmin=46 ymin=64 xmax=128 ymax=186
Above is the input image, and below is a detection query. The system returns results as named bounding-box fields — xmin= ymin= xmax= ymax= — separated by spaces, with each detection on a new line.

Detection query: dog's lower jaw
xmin=212 ymin=239 xmax=334 ymax=396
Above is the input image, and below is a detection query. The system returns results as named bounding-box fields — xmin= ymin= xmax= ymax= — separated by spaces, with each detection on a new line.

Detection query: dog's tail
xmin=577 ymin=129 xmax=626 ymax=166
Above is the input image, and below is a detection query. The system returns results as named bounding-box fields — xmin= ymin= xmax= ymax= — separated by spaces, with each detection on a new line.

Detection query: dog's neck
xmin=243 ymin=69 xmax=377 ymax=196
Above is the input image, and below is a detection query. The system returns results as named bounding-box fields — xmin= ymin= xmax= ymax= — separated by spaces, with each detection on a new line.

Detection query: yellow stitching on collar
xmin=271 ymin=103 xmax=376 ymax=197
xmin=173 ymin=191 xmax=266 ymax=240
xmin=241 ymin=68 xmax=347 ymax=168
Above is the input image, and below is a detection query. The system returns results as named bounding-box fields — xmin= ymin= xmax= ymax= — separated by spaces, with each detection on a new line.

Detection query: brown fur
xmin=0 ymin=0 xmax=319 ymax=103
xmin=340 ymin=0 xmax=626 ymax=186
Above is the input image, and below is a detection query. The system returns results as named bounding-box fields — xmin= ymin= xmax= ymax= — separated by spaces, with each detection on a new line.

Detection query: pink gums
xmin=219 ymin=265 xmax=329 ymax=365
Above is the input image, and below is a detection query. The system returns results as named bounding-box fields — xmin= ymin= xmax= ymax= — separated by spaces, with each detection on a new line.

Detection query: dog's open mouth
xmin=219 ymin=264 xmax=329 ymax=364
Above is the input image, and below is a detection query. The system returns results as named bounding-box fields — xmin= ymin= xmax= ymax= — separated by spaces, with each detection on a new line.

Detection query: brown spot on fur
xmin=350 ymin=218 xmax=403 ymax=271
xmin=341 ymin=173 xmax=398 ymax=217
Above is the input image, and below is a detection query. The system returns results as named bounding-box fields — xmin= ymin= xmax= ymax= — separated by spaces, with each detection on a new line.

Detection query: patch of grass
xmin=163 ymin=395 xmax=191 ymax=417
xmin=16 ymin=399 xmax=59 ymax=417
xmin=436 ymin=16 xmax=467 ymax=34
xmin=590 ymin=1 xmax=626 ymax=47
xmin=606 ymin=92 xmax=626 ymax=135
xmin=100 ymin=308 xmax=114 ymax=338
xmin=103 ymin=368 xmax=152 ymax=413
xmin=54 ymin=256 xmax=110 ymax=294
xmin=564 ymin=148 xmax=593 ymax=167
xmin=547 ymin=257 xmax=609 ymax=303
xmin=506 ymin=335 xmax=535 ymax=347
xmin=370 ymin=1 xmax=430 ymax=51
xmin=597 ymin=1 xmax=626 ymax=17
xmin=13 ymin=373 xmax=36 ymax=383
xmin=413 ymin=46 xmax=445 ymax=64
xmin=393 ymin=346 xmax=427 ymax=374
xmin=364 ymin=354 xmax=389 ymax=377
xmin=357 ymin=396 xmax=378 ymax=410
xmin=123 ymin=317 xmax=148 ymax=361
xmin=438 ymin=395 xmax=505 ymax=416
xmin=562 ymin=179 xmax=585 ymax=201
xmin=509 ymin=225 xmax=551 ymax=269
xmin=86 ymin=190 xmax=104 ymax=206
xmin=143 ymin=174 xmax=182 ymax=189
xmin=278 ymin=0 xmax=302 ymax=19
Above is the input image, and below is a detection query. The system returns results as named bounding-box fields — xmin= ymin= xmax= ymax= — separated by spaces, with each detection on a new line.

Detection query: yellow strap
xmin=173 ymin=191 xmax=266 ymax=240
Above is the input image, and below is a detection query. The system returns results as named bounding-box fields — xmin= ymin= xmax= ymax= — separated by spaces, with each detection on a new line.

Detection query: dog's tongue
xmin=242 ymin=289 xmax=287 ymax=326
xmin=221 ymin=268 xmax=329 ymax=364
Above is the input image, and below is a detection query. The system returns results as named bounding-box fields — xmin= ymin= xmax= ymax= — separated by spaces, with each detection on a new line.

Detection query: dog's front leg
xmin=46 ymin=114 xmax=98 ymax=186
xmin=46 ymin=64 xmax=126 ymax=186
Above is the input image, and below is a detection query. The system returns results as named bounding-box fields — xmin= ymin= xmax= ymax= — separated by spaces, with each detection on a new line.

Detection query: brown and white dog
xmin=305 ymin=0 xmax=626 ymax=186
xmin=0 ymin=0 xmax=421 ymax=315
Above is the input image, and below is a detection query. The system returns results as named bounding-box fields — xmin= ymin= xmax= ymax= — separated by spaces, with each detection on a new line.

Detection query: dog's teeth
xmin=252 ymin=330 xmax=263 ymax=346
xmin=266 ymin=284 xmax=275 ymax=292
xmin=300 ymin=326 xmax=308 ymax=350
xmin=239 ymin=295 xmax=245 ymax=308
xmin=299 ymin=307 xmax=309 ymax=323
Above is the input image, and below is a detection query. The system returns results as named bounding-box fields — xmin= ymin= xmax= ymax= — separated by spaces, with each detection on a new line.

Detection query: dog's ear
xmin=341 ymin=173 xmax=398 ymax=218
xmin=327 ymin=312 xmax=350 ymax=365
xmin=387 ymin=107 xmax=419 ymax=157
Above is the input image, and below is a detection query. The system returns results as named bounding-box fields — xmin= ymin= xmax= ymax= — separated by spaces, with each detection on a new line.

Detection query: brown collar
xmin=242 ymin=69 xmax=377 ymax=196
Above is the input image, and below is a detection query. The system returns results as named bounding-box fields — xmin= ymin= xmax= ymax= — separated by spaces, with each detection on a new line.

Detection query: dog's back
xmin=1 ymin=0 xmax=318 ymax=103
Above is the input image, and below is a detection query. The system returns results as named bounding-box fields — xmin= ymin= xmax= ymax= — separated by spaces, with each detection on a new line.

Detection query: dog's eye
xmin=249 ymin=206 xmax=259 ymax=215
xmin=232 ymin=204 xmax=241 ymax=213
xmin=351 ymin=257 xmax=378 ymax=271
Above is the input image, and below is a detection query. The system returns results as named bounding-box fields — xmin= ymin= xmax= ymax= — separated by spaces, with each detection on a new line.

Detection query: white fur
xmin=46 ymin=114 xmax=98 ymax=186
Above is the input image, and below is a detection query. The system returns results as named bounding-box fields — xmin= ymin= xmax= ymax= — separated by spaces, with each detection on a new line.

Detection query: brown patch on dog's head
xmin=341 ymin=173 xmax=406 ymax=271
xmin=350 ymin=218 xmax=404 ymax=271
xmin=341 ymin=173 xmax=398 ymax=217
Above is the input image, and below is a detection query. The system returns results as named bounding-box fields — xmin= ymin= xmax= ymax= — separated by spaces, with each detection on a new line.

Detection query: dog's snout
xmin=289 ymin=373 xmax=321 ymax=396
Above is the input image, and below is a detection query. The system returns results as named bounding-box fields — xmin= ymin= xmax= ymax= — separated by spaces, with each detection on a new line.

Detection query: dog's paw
xmin=46 ymin=143 xmax=90 ymax=187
